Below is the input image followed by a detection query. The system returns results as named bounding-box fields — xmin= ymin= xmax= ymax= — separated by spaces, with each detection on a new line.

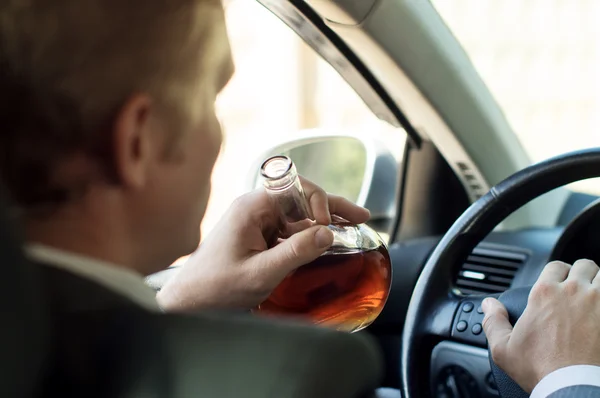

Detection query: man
xmin=0 ymin=0 xmax=598 ymax=397
xmin=0 ymin=0 xmax=368 ymax=312
xmin=0 ymin=1 xmax=381 ymax=397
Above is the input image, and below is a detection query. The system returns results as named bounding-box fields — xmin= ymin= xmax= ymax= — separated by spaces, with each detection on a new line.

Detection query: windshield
xmin=432 ymin=0 xmax=600 ymax=194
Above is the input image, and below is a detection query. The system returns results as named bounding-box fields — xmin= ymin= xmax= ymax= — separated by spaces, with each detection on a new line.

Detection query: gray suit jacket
xmin=549 ymin=385 xmax=600 ymax=397
xmin=39 ymin=264 xmax=385 ymax=398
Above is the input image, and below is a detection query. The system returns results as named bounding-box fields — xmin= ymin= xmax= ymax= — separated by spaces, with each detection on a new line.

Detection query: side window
xmin=201 ymin=0 xmax=406 ymax=239
xmin=432 ymin=0 xmax=600 ymax=195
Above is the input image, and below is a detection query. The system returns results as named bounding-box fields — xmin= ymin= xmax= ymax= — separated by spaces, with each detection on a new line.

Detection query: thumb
xmin=254 ymin=225 xmax=334 ymax=282
xmin=482 ymin=297 xmax=513 ymax=364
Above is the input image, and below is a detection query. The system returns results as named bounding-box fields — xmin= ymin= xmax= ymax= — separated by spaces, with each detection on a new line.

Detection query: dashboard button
xmin=472 ymin=323 xmax=483 ymax=335
xmin=462 ymin=302 xmax=474 ymax=313
xmin=477 ymin=305 xmax=484 ymax=314
xmin=456 ymin=321 xmax=468 ymax=332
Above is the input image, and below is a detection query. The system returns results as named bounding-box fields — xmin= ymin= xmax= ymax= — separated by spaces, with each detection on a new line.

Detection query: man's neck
xmin=24 ymin=205 xmax=141 ymax=274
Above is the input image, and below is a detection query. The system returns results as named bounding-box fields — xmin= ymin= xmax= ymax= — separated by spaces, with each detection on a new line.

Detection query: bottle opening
xmin=261 ymin=156 xmax=293 ymax=180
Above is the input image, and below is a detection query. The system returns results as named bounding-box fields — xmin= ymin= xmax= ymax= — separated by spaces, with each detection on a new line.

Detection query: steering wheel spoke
xmin=421 ymin=296 xmax=461 ymax=339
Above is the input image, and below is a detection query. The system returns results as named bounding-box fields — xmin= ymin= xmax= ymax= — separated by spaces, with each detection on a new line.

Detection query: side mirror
xmin=247 ymin=130 xmax=400 ymax=237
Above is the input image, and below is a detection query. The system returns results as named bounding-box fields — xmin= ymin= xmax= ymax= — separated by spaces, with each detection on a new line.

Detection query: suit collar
xmin=26 ymin=243 xmax=161 ymax=313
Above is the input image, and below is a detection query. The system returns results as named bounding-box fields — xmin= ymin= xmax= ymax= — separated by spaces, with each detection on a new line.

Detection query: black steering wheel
xmin=400 ymin=148 xmax=600 ymax=398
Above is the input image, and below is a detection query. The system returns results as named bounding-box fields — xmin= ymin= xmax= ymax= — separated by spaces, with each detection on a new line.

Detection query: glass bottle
xmin=253 ymin=155 xmax=392 ymax=333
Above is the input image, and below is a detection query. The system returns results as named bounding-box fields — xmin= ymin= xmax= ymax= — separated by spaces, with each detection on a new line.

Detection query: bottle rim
xmin=260 ymin=155 xmax=293 ymax=180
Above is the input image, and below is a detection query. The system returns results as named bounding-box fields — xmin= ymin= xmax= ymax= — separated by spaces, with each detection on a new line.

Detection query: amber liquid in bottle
xmin=253 ymin=156 xmax=392 ymax=333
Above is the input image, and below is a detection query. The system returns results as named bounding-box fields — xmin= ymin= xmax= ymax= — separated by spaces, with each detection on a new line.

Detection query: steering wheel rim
xmin=400 ymin=147 xmax=600 ymax=398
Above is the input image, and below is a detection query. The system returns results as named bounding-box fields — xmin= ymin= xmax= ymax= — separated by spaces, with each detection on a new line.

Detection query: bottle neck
xmin=261 ymin=156 xmax=313 ymax=233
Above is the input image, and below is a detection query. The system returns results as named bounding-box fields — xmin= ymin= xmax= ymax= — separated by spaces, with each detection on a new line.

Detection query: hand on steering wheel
xmin=401 ymin=148 xmax=600 ymax=398
xmin=483 ymin=259 xmax=600 ymax=393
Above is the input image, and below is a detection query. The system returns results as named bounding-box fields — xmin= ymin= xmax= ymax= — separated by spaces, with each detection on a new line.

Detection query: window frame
xmin=257 ymin=0 xmax=421 ymax=148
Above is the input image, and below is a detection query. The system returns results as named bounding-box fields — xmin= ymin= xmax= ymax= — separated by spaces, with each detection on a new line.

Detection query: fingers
xmin=303 ymin=181 xmax=331 ymax=225
xmin=253 ymin=225 xmax=334 ymax=282
xmin=284 ymin=219 xmax=315 ymax=236
xmin=567 ymin=259 xmax=600 ymax=283
xmin=300 ymin=177 xmax=370 ymax=225
xmin=536 ymin=259 xmax=599 ymax=286
xmin=327 ymin=194 xmax=371 ymax=224
xmin=537 ymin=261 xmax=571 ymax=284
xmin=482 ymin=298 xmax=513 ymax=364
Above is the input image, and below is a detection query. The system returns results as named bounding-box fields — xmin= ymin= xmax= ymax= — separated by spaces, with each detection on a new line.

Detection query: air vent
xmin=455 ymin=162 xmax=488 ymax=200
xmin=455 ymin=246 xmax=527 ymax=295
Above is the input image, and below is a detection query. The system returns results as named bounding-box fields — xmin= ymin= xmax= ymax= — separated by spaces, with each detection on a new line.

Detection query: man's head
xmin=0 ymin=0 xmax=234 ymax=274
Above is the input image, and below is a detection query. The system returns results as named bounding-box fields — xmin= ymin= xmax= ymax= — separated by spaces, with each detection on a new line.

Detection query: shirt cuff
xmin=531 ymin=365 xmax=600 ymax=398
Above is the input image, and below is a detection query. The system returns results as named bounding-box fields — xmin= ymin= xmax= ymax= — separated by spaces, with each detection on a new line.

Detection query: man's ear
xmin=112 ymin=94 xmax=157 ymax=189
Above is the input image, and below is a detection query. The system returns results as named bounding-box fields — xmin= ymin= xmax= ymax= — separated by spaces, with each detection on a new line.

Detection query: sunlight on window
xmin=202 ymin=0 xmax=404 ymax=239
xmin=433 ymin=0 xmax=600 ymax=194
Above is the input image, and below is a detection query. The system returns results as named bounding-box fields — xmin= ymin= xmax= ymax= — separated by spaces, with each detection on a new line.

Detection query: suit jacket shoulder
xmin=38 ymin=262 xmax=144 ymax=314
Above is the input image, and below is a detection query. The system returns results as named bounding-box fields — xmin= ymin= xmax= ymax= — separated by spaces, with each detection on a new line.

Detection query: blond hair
xmin=0 ymin=0 xmax=224 ymax=208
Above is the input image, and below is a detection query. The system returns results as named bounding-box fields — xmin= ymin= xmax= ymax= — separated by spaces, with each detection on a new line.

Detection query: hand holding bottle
xmin=156 ymin=177 xmax=370 ymax=312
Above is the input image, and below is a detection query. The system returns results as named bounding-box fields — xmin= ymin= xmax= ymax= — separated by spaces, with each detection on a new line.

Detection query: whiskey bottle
xmin=253 ymin=155 xmax=392 ymax=333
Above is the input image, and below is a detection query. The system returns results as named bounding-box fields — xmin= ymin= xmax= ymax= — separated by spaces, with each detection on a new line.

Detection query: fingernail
xmin=315 ymin=227 xmax=334 ymax=248
xmin=482 ymin=298 xmax=491 ymax=312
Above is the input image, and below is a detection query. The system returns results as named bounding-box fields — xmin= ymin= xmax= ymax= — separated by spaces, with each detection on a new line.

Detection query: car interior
xmin=4 ymin=0 xmax=600 ymax=397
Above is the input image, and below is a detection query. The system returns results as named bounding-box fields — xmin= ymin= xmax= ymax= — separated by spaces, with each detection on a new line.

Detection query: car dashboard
xmin=370 ymin=198 xmax=600 ymax=396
